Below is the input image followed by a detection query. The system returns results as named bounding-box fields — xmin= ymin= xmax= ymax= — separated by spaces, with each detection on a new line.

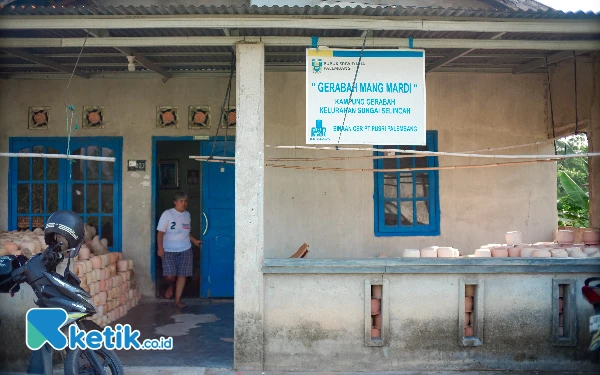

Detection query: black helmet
xmin=44 ymin=210 xmax=84 ymax=250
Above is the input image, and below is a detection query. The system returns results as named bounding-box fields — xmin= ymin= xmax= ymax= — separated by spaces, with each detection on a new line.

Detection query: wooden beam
xmin=0 ymin=48 xmax=88 ymax=78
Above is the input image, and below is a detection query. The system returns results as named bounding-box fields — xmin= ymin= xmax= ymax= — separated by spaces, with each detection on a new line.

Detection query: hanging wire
xmin=208 ymin=51 xmax=235 ymax=161
xmin=335 ymin=31 xmax=369 ymax=148
xmin=545 ymin=57 xmax=558 ymax=157
xmin=222 ymin=51 xmax=236 ymax=168
xmin=573 ymin=52 xmax=580 ymax=135
xmin=63 ymin=29 xmax=90 ymax=178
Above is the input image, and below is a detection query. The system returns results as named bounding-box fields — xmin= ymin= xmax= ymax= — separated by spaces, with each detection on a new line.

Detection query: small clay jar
xmin=371 ymin=299 xmax=381 ymax=315
xmin=491 ymin=248 xmax=509 ymax=258
xmin=557 ymin=230 xmax=575 ymax=244
xmin=117 ymin=260 xmax=128 ymax=272
xmin=464 ymin=313 xmax=470 ymax=327
xmin=464 ymin=326 xmax=474 ymax=337
xmin=403 ymin=249 xmax=420 ymax=258
xmin=371 ymin=328 xmax=381 ymax=338
xmin=372 ymin=285 xmax=382 ymax=299
xmin=505 ymin=231 xmax=522 ymax=246
xmin=582 ymin=230 xmax=600 ymax=244
xmin=374 ymin=313 xmax=382 ymax=329
xmin=520 ymin=248 xmax=536 ymax=258
xmin=474 ymin=249 xmax=491 ymax=257
xmin=437 ymin=247 xmax=454 ymax=258
xmin=465 ymin=285 xmax=475 ymax=297
xmin=79 ymin=246 xmax=90 ymax=260
xmin=465 ymin=297 xmax=474 ymax=312
xmin=420 ymin=248 xmax=437 ymax=258
xmin=507 ymin=247 xmax=521 ymax=258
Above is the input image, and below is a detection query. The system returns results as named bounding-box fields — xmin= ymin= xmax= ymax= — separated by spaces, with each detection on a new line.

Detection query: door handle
xmin=203 ymin=212 xmax=208 ymax=236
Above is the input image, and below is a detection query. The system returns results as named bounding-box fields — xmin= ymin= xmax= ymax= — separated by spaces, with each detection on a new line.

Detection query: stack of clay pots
xmin=558 ymin=285 xmax=566 ymax=336
xmin=402 ymin=246 xmax=460 ymax=258
xmin=370 ymin=285 xmax=382 ymax=339
xmin=73 ymin=245 xmax=141 ymax=327
xmin=473 ymin=229 xmax=600 ymax=259
xmin=464 ymin=285 xmax=475 ymax=337
xmin=0 ymin=228 xmax=46 ymax=257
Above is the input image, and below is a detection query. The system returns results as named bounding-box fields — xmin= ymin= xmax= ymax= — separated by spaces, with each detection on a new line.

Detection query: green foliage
xmin=556 ymin=135 xmax=589 ymax=227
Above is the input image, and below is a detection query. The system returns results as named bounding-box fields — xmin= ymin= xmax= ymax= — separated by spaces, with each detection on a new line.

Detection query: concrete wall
xmin=0 ymin=76 xmax=236 ymax=297
xmin=0 ymin=71 xmax=556 ymax=292
xmin=262 ymin=264 xmax=600 ymax=372
xmin=264 ymin=72 xmax=557 ymax=258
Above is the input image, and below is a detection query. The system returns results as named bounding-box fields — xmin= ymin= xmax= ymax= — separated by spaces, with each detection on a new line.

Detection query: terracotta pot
xmin=403 ymin=249 xmax=420 ymax=258
xmin=4 ymin=242 xmax=18 ymax=253
xmin=117 ymin=260 xmax=128 ymax=272
xmin=557 ymin=230 xmax=575 ymax=244
xmin=465 ymin=285 xmax=475 ymax=297
xmin=559 ymin=297 xmax=564 ymax=313
xmin=507 ymin=247 xmax=522 ymax=258
xmin=437 ymin=247 xmax=454 ymax=258
xmin=372 ymin=285 xmax=382 ymax=299
xmin=464 ymin=313 xmax=470 ymax=328
xmin=474 ymin=249 xmax=491 ymax=257
xmin=79 ymin=246 xmax=90 ymax=260
xmin=371 ymin=298 xmax=381 ymax=315
xmin=371 ymin=328 xmax=381 ymax=338
xmin=532 ymin=249 xmax=551 ymax=258
xmin=464 ymin=326 xmax=474 ymax=337
xmin=491 ymin=248 xmax=509 ymax=258
xmin=506 ymin=231 xmax=522 ymax=245
xmin=583 ymin=247 xmax=600 ymax=256
xmin=582 ymin=230 xmax=600 ymax=244
xmin=420 ymin=248 xmax=437 ymax=258
xmin=465 ymin=297 xmax=474 ymax=312
xmin=558 ymin=313 xmax=564 ymax=328
xmin=374 ymin=313 xmax=382 ymax=329
xmin=99 ymin=279 xmax=106 ymax=292
xmin=569 ymin=249 xmax=588 ymax=258
xmin=550 ymin=249 xmax=568 ymax=258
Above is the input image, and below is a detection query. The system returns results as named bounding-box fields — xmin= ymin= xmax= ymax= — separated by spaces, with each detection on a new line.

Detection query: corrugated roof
xmin=1 ymin=4 xmax=598 ymax=19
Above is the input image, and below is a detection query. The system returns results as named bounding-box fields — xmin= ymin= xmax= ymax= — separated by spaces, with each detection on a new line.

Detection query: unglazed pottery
xmin=506 ymin=231 xmax=523 ymax=245
xmin=403 ymin=249 xmax=420 ymax=258
xmin=557 ymin=230 xmax=575 ymax=244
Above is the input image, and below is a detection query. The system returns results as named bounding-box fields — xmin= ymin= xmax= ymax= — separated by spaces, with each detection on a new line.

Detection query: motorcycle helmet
xmin=44 ymin=210 xmax=84 ymax=250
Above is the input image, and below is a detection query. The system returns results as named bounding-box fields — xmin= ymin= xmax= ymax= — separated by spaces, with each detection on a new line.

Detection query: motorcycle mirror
xmin=72 ymin=242 xmax=83 ymax=258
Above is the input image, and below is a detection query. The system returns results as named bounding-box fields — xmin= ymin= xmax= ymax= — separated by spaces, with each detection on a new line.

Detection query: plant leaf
xmin=558 ymin=171 xmax=589 ymax=211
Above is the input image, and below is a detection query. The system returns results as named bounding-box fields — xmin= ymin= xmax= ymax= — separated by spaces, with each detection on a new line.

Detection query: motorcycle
xmin=582 ymin=277 xmax=600 ymax=361
xmin=0 ymin=240 xmax=124 ymax=375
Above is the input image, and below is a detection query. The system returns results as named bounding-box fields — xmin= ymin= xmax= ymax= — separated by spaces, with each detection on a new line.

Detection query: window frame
xmin=373 ymin=131 xmax=440 ymax=237
xmin=8 ymin=136 xmax=122 ymax=251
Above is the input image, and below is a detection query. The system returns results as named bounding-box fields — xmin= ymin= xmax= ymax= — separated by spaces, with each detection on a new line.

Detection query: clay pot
xmin=532 ymin=249 xmax=551 ymax=258
xmin=420 ymin=248 xmax=437 ymax=258
xmin=117 ymin=260 xmax=128 ymax=272
xmin=559 ymin=297 xmax=564 ymax=313
xmin=0 ymin=248 xmax=8 ymax=256
xmin=550 ymin=249 xmax=568 ymax=258
xmin=372 ymin=285 xmax=382 ymax=299
xmin=557 ymin=230 xmax=575 ymax=244
xmin=465 ymin=297 xmax=474 ymax=312
xmin=558 ymin=313 xmax=564 ymax=328
xmin=4 ymin=242 xmax=18 ymax=253
xmin=91 ymin=256 xmax=102 ymax=269
xmin=437 ymin=247 xmax=454 ymax=258
xmin=464 ymin=326 xmax=474 ymax=337
xmin=374 ymin=313 xmax=382 ymax=329
xmin=371 ymin=299 xmax=381 ymax=315
xmin=473 ymin=249 xmax=491 ymax=257
xmin=491 ymin=248 xmax=509 ymax=258
xmin=79 ymin=246 xmax=90 ymax=260
xmin=465 ymin=313 xmax=470 ymax=327
xmin=371 ymin=328 xmax=381 ymax=338
xmin=403 ymin=249 xmax=420 ymax=258
xmin=507 ymin=247 xmax=521 ymax=258
xmin=127 ymin=260 xmax=133 ymax=270
xmin=465 ymin=285 xmax=475 ymax=297
xmin=582 ymin=230 xmax=600 ymax=244
xmin=506 ymin=231 xmax=522 ymax=246
xmin=569 ymin=249 xmax=587 ymax=258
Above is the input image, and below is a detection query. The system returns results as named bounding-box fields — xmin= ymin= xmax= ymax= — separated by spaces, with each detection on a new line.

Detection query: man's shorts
xmin=162 ymin=248 xmax=193 ymax=277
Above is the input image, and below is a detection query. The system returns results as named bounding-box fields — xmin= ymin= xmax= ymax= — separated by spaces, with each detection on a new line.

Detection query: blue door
xmin=200 ymin=140 xmax=235 ymax=297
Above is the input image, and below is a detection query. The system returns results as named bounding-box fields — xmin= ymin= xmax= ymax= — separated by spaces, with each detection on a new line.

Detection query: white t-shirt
xmin=157 ymin=208 xmax=192 ymax=252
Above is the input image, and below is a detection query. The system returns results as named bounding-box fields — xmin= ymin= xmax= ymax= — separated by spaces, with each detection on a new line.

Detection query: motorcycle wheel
xmin=64 ymin=347 xmax=124 ymax=375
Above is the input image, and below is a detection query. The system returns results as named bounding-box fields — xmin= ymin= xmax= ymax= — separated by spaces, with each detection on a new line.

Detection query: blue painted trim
xmin=373 ymin=131 xmax=440 ymax=237
xmin=333 ymin=50 xmax=423 ymax=58
xmin=311 ymin=36 xmax=319 ymax=49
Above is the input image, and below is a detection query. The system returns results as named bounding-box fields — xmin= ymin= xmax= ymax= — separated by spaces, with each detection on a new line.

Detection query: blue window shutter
xmin=374 ymin=131 xmax=440 ymax=237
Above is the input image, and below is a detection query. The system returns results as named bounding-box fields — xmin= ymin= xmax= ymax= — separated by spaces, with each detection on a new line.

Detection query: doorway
xmin=152 ymin=138 xmax=235 ymax=299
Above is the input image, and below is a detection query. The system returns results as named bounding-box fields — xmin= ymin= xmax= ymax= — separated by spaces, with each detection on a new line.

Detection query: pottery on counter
xmin=582 ymin=229 xmax=600 ymax=245
xmin=532 ymin=249 xmax=551 ymax=258
xmin=506 ymin=231 xmax=523 ymax=245
xmin=371 ymin=299 xmax=381 ymax=315
xmin=464 ymin=326 xmax=474 ymax=337
xmin=372 ymin=285 xmax=382 ymax=299
xmin=465 ymin=297 xmax=474 ymax=312
xmin=403 ymin=249 xmax=420 ymax=258
xmin=550 ymin=249 xmax=568 ymax=258
xmin=491 ymin=248 xmax=509 ymax=258
xmin=556 ymin=230 xmax=575 ymax=244
xmin=508 ymin=247 xmax=522 ymax=257
xmin=420 ymin=248 xmax=437 ymax=258
xmin=465 ymin=285 xmax=475 ymax=297
xmin=437 ymin=247 xmax=454 ymax=258
xmin=473 ymin=249 xmax=491 ymax=257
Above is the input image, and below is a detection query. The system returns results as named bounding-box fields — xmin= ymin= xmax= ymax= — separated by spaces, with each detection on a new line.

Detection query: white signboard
xmin=306 ymin=48 xmax=426 ymax=145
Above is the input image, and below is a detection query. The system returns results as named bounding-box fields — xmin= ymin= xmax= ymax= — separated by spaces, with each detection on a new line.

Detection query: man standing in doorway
xmin=157 ymin=191 xmax=202 ymax=308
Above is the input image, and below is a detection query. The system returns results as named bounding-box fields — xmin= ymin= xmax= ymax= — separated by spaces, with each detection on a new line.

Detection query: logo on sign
xmin=311 ymin=59 xmax=323 ymax=74
xmin=311 ymin=120 xmax=326 ymax=137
